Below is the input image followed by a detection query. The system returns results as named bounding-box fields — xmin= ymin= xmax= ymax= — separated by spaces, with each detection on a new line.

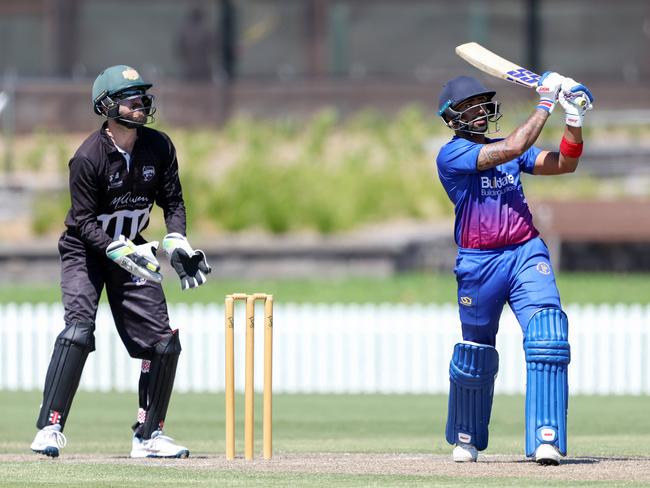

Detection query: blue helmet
xmin=437 ymin=76 xmax=500 ymax=133
xmin=438 ymin=76 xmax=495 ymax=119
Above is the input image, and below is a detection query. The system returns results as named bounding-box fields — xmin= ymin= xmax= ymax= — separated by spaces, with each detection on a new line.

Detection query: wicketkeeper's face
xmin=115 ymin=89 xmax=150 ymax=124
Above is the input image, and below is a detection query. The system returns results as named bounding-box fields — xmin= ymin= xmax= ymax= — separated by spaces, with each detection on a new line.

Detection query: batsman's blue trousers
xmin=453 ymin=237 xmax=561 ymax=345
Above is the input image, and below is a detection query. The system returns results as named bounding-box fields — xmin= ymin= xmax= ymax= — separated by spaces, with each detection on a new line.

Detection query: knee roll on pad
xmin=524 ymin=308 xmax=570 ymax=457
xmin=141 ymin=331 xmax=182 ymax=438
xmin=37 ymin=321 xmax=96 ymax=429
xmin=445 ymin=342 xmax=499 ymax=451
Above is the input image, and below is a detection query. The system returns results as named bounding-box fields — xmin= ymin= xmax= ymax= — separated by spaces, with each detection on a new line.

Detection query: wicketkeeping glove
xmin=162 ymin=233 xmax=212 ymax=290
xmin=106 ymin=235 xmax=162 ymax=283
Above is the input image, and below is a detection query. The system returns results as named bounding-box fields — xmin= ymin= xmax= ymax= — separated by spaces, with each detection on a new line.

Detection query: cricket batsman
xmin=436 ymin=72 xmax=593 ymax=464
xmin=30 ymin=65 xmax=211 ymax=458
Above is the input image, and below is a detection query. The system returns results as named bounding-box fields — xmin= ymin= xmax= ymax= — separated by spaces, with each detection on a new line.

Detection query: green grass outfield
xmin=2 ymin=392 xmax=650 ymax=487
xmin=2 ymin=272 xmax=650 ymax=304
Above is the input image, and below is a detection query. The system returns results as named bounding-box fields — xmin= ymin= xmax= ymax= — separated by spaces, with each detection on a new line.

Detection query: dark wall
xmin=1 ymin=0 xmax=649 ymax=132
xmin=1 ymin=0 xmax=648 ymax=82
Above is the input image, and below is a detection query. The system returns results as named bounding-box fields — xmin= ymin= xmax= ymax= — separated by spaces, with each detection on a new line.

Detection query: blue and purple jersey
xmin=436 ymin=136 xmax=541 ymax=249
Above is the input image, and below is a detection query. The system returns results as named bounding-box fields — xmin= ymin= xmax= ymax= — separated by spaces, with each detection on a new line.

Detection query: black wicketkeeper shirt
xmin=64 ymin=123 xmax=186 ymax=252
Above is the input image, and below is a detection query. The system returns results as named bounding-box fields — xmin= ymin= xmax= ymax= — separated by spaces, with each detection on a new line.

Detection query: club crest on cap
xmin=122 ymin=68 xmax=140 ymax=80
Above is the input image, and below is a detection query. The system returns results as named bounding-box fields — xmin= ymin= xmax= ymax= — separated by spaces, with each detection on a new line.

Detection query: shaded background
xmin=1 ymin=0 xmax=649 ymax=129
xmin=0 ymin=0 xmax=649 ymax=279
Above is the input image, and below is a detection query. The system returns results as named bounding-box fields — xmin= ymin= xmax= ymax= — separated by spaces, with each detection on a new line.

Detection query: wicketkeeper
xmin=30 ymin=65 xmax=211 ymax=458
xmin=436 ymin=73 xmax=593 ymax=464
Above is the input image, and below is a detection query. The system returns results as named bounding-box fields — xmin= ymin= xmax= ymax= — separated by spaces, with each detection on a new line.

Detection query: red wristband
xmin=559 ymin=137 xmax=583 ymax=158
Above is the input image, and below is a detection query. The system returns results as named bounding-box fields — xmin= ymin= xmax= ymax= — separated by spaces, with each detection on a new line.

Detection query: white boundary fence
xmin=1 ymin=303 xmax=650 ymax=395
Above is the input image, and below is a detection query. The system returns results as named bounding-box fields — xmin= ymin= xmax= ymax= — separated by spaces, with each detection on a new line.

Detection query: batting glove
xmin=558 ymin=79 xmax=594 ymax=127
xmin=162 ymin=233 xmax=212 ymax=290
xmin=562 ymin=77 xmax=594 ymax=107
xmin=535 ymin=71 xmax=565 ymax=113
xmin=106 ymin=235 xmax=162 ymax=283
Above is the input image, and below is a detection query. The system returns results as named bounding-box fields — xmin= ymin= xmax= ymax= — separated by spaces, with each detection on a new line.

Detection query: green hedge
xmin=30 ymin=105 xmax=607 ymax=236
xmin=204 ymin=108 xmax=451 ymax=233
xmin=32 ymin=107 xmax=453 ymax=235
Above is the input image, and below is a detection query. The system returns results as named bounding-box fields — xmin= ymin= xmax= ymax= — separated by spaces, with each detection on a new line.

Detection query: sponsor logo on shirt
xmin=480 ymin=173 xmax=516 ymax=196
xmin=110 ymin=192 xmax=150 ymax=210
xmin=460 ymin=296 xmax=472 ymax=306
xmin=481 ymin=174 xmax=514 ymax=189
xmin=108 ymin=171 xmax=123 ymax=189
xmin=536 ymin=262 xmax=551 ymax=275
xmin=97 ymin=206 xmax=151 ymax=240
xmin=142 ymin=165 xmax=155 ymax=182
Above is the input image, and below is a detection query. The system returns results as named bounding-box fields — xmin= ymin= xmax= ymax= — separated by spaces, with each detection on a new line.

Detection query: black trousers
xmin=59 ymin=231 xmax=173 ymax=359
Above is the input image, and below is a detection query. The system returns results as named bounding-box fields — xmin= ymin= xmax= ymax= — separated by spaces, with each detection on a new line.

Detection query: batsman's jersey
xmin=436 ymin=136 xmax=561 ymax=344
xmin=436 ymin=136 xmax=541 ymax=249
xmin=64 ymin=123 xmax=186 ymax=252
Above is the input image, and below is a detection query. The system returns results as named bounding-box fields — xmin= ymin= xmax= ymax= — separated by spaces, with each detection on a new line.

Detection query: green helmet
xmin=92 ymin=65 xmax=154 ymax=125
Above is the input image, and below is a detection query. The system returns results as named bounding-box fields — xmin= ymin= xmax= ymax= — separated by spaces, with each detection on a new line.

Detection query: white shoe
xmin=535 ymin=444 xmax=561 ymax=466
xmin=31 ymin=425 xmax=67 ymax=458
xmin=130 ymin=430 xmax=190 ymax=458
xmin=452 ymin=443 xmax=478 ymax=462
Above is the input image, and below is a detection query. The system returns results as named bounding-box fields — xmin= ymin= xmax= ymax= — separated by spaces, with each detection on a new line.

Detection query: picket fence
xmin=1 ymin=302 xmax=649 ymax=395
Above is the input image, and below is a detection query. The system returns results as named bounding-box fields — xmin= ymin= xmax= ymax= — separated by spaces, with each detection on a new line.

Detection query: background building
xmin=0 ymin=0 xmax=648 ymax=130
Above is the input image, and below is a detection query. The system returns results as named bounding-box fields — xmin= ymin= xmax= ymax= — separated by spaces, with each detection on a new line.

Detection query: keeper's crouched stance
xmin=31 ymin=65 xmax=210 ymax=458
xmin=436 ymin=72 xmax=591 ymax=464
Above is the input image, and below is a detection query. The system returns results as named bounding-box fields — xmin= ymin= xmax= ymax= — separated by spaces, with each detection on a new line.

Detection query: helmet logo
xmin=122 ymin=68 xmax=140 ymax=80
xmin=438 ymin=99 xmax=453 ymax=116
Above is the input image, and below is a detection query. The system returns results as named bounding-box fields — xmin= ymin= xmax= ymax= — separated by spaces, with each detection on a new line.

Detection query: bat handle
xmin=566 ymin=92 xmax=588 ymax=108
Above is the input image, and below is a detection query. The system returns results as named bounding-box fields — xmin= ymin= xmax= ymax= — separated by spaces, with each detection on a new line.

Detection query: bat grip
xmin=566 ymin=92 xmax=588 ymax=108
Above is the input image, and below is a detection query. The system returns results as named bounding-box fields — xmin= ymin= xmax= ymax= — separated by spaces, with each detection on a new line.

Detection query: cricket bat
xmin=455 ymin=42 xmax=587 ymax=106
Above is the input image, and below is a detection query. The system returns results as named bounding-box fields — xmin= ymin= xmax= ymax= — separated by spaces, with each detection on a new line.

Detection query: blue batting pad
xmin=445 ymin=342 xmax=499 ymax=451
xmin=524 ymin=308 xmax=570 ymax=457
